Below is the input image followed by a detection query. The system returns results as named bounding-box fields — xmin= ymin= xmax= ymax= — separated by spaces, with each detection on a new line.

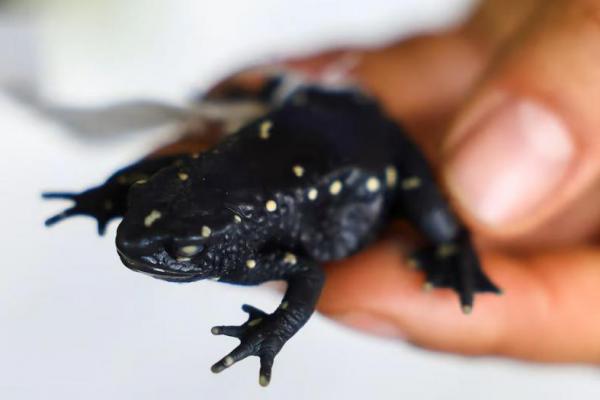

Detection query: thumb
xmin=443 ymin=0 xmax=600 ymax=246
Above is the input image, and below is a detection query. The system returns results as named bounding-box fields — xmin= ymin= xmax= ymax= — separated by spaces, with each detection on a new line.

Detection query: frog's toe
xmin=43 ymin=187 xmax=119 ymax=235
xmin=211 ymin=325 xmax=244 ymax=337
xmin=43 ymin=205 xmax=78 ymax=227
xmin=210 ymin=344 xmax=254 ymax=373
xmin=412 ymin=234 xmax=500 ymax=312
xmin=42 ymin=192 xmax=77 ymax=200
xmin=211 ymin=304 xmax=284 ymax=386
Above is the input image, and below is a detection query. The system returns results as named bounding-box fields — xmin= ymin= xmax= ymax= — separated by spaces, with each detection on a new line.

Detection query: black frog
xmin=44 ymin=77 xmax=500 ymax=386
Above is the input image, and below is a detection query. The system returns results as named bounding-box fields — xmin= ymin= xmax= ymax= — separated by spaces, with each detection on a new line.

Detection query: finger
xmin=319 ymin=240 xmax=600 ymax=363
xmin=210 ymin=344 xmax=253 ymax=373
xmin=443 ymin=0 xmax=600 ymax=245
xmin=462 ymin=0 xmax=544 ymax=51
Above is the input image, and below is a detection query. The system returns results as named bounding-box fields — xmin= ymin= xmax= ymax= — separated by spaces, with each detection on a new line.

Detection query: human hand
xmin=286 ymin=0 xmax=600 ymax=363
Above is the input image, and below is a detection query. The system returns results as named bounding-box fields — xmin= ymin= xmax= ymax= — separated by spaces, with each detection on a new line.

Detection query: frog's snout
xmin=115 ymin=219 xmax=206 ymax=281
xmin=115 ymin=225 xmax=164 ymax=259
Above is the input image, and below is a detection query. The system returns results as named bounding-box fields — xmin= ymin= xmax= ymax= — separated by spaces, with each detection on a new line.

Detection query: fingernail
xmin=333 ymin=311 xmax=406 ymax=338
xmin=445 ymin=98 xmax=576 ymax=226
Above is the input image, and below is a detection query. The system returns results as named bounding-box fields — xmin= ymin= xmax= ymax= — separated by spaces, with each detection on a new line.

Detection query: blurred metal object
xmin=6 ymin=81 xmax=271 ymax=138
xmin=6 ymin=88 xmax=191 ymax=136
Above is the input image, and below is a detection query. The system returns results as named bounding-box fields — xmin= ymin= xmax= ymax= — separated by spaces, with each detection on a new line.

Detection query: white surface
xmin=1 ymin=1 xmax=600 ymax=399
xmin=35 ymin=0 xmax=474 ymax=103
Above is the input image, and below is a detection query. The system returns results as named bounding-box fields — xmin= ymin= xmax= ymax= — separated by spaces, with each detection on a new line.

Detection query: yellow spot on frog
xmin=329 ymin=180 xmax=343 ymax=195
xmin=181 ymin=245 xmax=199 ymax=256
xmin=144 ymin=210 xmax=162 ymax=227
xmin=248 ymin=318 xmax=262 ymax=327
xmin=283 ymin=252 xmax=297 ymax=265
xmin=402 ymin=176 xmax=421 ymax=190
xmin=259 ymin=375 xmax=270 ymax=387
xmin=292 ymin=165 xmax=304 ymax=177
xmin=259 ymin=120 xmax=273 ymax=139
xmin=385 ymin=166 xmax=397 ymax=188
xmin=366 ymin=177 xmax=381 ymax=192
xmin=436 ymin=243 xmax=457 ymax=258
xmin=265 ymin=200 xmax=277 ymax=212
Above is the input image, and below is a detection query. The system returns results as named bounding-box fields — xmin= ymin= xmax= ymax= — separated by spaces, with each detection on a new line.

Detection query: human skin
xmin=282 ymin=0 xmax=600 ymax=363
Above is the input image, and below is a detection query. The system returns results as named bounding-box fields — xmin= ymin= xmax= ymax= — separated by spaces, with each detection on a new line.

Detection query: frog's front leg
xmin=43 ymin=155 xmax=181 ymax=235
xmin=210 ymin=252 xmax=324 ymax=386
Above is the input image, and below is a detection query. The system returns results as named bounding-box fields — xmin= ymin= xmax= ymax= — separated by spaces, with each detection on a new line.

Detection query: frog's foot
xmin=411 ymin=234 xmax=501 ymax=313
xmin=210 ymin=304 xmax=289 ymax=387
xmin=43 ymin=185 xmax=123 ymax=235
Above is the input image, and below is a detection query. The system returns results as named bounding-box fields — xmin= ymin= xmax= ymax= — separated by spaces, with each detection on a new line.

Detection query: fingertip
xmin=443 ymin=93 xmax=577 ymax=232
xmin=442 ymin=0 xmax=600 ymax=244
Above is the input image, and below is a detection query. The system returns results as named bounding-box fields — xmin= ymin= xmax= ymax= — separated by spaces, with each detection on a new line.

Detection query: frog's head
xmin=115 ymin=162 xmax=246 ymax=281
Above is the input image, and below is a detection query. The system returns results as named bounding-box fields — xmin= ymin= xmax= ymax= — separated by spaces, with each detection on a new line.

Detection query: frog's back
xmin=193 ymin=87 xmax=403 ymax=197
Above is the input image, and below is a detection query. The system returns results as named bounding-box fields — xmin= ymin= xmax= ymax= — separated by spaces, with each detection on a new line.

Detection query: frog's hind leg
xmin=43 ymin=155 xmax=180 ymax=235
xmin=394 ymin=182 xmax=501 ymax=312
xmin=410 ymin=231 xmax=500 ymax=313
xmin=389 ymin=128 xmax=500 ymax=312
xmin=43 ymin=190 xmax=117 ymax=235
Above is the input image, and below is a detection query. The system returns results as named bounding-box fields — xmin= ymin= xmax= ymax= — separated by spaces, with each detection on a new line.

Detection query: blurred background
xmin=1 ymin=1 xmax=599 ymax=399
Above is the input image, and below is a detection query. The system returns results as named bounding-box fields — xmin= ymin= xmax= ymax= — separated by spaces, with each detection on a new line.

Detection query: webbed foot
xmin=411 ymin=232 xmax=501 ymax=313
xmin=43 ymin=185 xmax=125 ymax=235
xmin=211 ymin=304 xmax=290 ymax=387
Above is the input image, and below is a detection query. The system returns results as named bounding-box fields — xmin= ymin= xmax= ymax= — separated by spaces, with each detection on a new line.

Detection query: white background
xmin=1 ymin=1 xmax=599 ymax=399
